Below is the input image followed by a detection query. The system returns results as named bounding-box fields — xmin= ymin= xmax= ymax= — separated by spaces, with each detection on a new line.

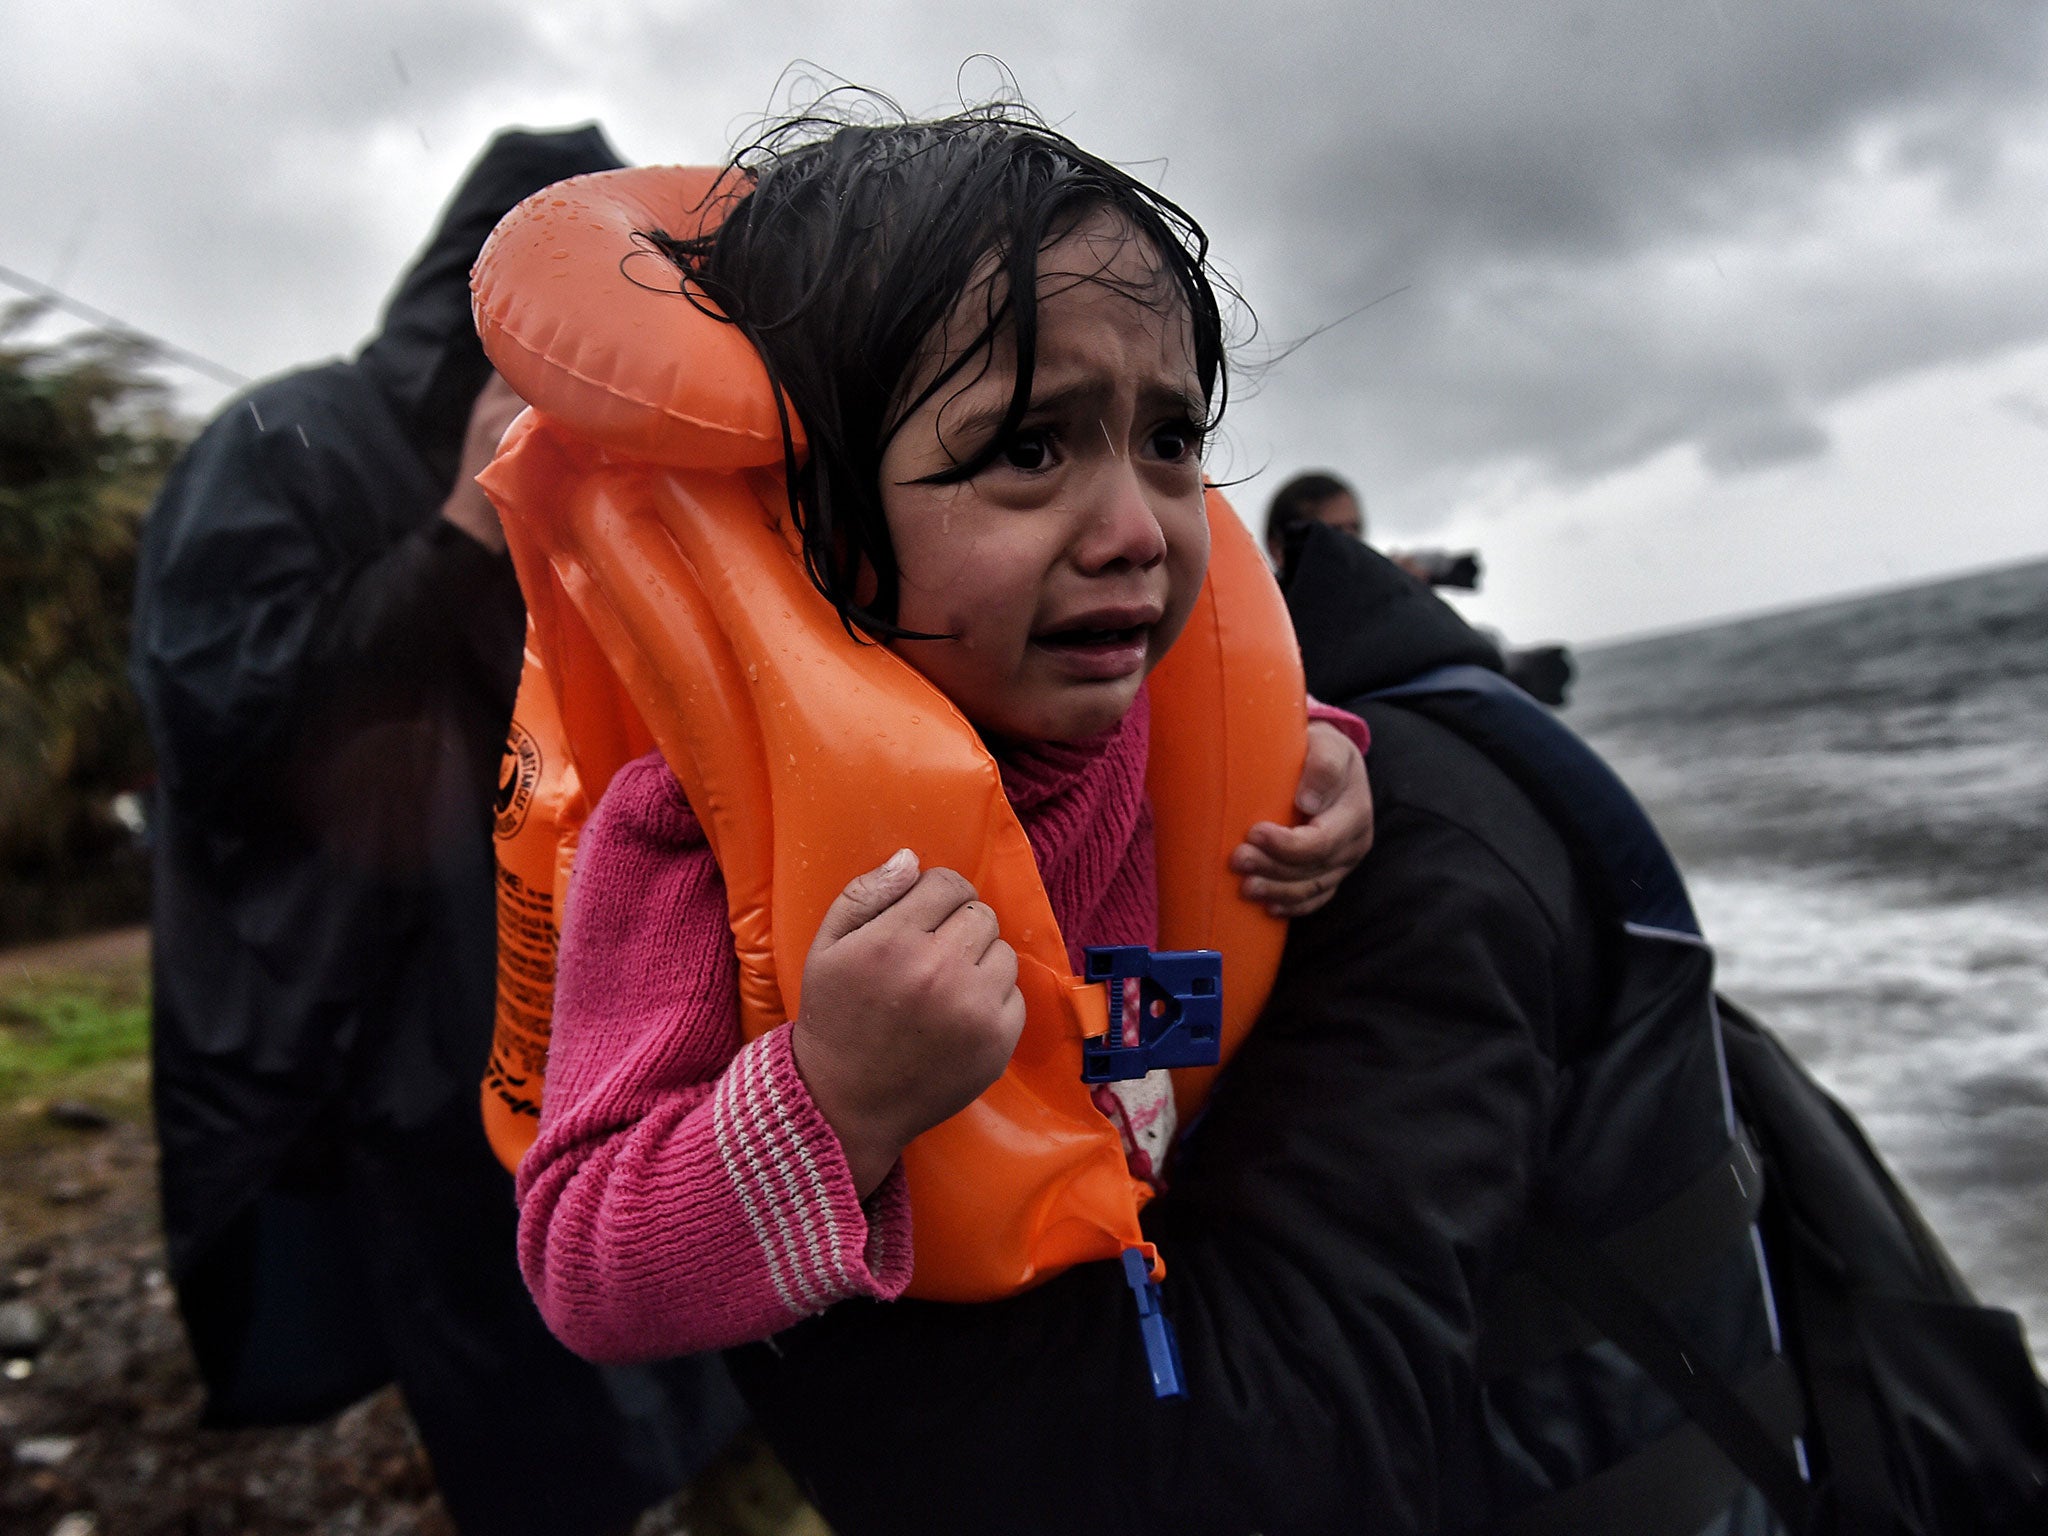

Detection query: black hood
xmin=1279 ymin=522 xmax=1504 ymax=702
xmin=356 ymin=123 xmax=623 ymax=487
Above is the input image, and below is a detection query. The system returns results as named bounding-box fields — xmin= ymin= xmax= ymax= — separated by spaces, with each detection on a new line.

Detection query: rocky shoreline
xmin=0 ymin=930 xmax=822 ymax=1536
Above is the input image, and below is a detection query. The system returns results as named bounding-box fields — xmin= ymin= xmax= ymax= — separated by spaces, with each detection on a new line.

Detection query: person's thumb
xmin=1295 ymin=730 xmax=1348 ymax=817
xmin=812 ymin=848 xmax=920 ymax=948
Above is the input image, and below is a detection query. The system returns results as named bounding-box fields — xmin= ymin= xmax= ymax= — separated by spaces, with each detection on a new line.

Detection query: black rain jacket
xmin=730 ymin=528 xmax=1778 ymax=1535
xmin=130 ymin=126 xmax=743 ymax=1535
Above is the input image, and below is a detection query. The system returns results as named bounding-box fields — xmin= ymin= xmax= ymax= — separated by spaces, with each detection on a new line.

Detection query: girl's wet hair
xmin=644 ymin=104 xmax=1230 ymax=639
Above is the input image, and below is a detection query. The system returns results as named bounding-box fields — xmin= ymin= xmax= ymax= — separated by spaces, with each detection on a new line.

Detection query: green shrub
xmin=0 ymin=306 xmax=187 ymax=911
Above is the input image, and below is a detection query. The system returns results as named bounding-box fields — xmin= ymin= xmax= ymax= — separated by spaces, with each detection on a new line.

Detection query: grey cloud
xmin=1998 ymin=393 xmax=2048 ymax=434
xmin=1129 ymin=1 xmax=2048 ymax=522
xmin=1698 ymin=411 xmax=1831 ymax=475
xmin=4 ymin=0 xmax=2046 ymax=532
xmin=1175 ymin=1 xmax=2048 ymax=271
xmin=0 ymin=0 xmax=563 ymax=380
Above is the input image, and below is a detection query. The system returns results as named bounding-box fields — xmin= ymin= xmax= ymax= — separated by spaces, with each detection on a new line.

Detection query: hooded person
xmin=130 ymin=126 xmax=743 ymax=1533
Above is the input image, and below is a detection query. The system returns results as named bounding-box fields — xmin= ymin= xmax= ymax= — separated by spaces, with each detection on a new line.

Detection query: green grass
xmin=0 ymin=974 xmax=150 ymax=1111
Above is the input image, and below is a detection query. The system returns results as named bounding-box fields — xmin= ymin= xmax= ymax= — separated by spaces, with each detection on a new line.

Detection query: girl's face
xmin=877 ymin=212 xmax=1212 ymax=744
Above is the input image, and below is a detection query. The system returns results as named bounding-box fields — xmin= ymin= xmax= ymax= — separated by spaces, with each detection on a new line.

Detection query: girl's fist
xmin=792 ymin=850 xmax=1025 ymax=1195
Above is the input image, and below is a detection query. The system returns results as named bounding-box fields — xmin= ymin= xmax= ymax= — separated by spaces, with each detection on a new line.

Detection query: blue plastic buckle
xmin=1121 ymin=1248 xmax=1187 ymax=1399
xmin=1079 ymin=945 xmax=1223 ymax=1083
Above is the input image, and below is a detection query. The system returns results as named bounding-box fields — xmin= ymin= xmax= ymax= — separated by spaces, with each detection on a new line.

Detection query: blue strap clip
xmin=1079 ymin=945 xmax=1223 ymax=1083
xmin=1121 ymin=1247 xmax=1187 ymax=1399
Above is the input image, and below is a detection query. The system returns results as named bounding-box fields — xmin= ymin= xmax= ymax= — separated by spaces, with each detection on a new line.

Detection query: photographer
xmin=1264 ymin=470 xmax=1570 ymax=705
xmin=1264 ymin=469 xmax=1479 ymax=590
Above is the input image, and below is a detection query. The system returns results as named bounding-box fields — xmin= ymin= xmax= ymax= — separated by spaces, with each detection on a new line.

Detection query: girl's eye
xmin=1151 ymin=420 xmax=1205 ymax=462
xmin=1001 ymin=430 xmax=1054 ymax=471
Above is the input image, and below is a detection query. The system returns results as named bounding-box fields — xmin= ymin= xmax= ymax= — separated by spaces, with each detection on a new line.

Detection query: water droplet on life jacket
xmin=551 ymin=199 xmax=568 ymax=208
xmin=787 ymin=753 xmax=796 ymax=767
xmin=552 ymin=250 xmax=569 ymax=260
xmin=747 ymin=663 xmax=759 ymax=681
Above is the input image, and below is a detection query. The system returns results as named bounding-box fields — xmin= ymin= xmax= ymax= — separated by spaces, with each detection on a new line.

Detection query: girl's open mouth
xmin=1038 ymin=624 xmax=1144 ymax=649
xmin=1033 ymin=624 xmax=1151 ymax=679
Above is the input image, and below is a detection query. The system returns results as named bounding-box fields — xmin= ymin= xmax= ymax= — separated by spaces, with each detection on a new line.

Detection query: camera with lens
xmin=1391 ymin=548 xmax=1483 ymax=591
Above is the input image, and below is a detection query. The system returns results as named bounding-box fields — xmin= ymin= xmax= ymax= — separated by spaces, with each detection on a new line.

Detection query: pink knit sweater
xmin=516 ymin=689 xmax=1366 ymax=1363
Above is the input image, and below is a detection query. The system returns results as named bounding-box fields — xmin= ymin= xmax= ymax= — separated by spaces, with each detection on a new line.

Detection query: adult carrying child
xmin=461 ymin=103 xmax=2029 ymax=1535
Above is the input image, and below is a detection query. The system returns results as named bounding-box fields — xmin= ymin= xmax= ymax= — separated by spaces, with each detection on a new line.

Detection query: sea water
xmin=1571 ymin=557 xmax=2048 ymax=1366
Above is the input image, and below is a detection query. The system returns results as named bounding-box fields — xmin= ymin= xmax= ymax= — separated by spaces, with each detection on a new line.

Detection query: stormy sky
xmin=5 ymin=0 xmax=2046 ymax=641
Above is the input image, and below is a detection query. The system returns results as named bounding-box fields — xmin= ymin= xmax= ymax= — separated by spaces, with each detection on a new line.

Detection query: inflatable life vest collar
xmin=472 ymin=165 xmax=802 ymax=471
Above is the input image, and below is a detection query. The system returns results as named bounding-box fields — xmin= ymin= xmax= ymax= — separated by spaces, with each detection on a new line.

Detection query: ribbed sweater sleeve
xmin=514 ymin=754 xmax=911 ymax=1363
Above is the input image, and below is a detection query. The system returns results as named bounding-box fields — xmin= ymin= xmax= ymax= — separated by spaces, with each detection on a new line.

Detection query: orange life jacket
xmin=472 ymin=166 xmax=1307 ymax=1302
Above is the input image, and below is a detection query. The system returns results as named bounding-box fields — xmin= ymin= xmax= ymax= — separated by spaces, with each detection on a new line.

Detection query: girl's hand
xmin=791 ymin=849 xmax=1026 ymax=1197
xmin=1230 ymin=720 xmax=1375 ymax=918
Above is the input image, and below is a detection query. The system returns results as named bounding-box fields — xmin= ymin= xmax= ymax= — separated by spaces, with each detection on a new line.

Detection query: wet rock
xmin=13 ymin=1434 xmax=76 ymax=1467
xmin=45 ymin=1101 xmax=112 ymax=1132
xmin=50 ymin=1514 xmax=100 ymax=1536
xmin=0 ymin=1299 xmax=52 ymax=1355
xmin=44 ymin=1180 xmax=107 ymax=1207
